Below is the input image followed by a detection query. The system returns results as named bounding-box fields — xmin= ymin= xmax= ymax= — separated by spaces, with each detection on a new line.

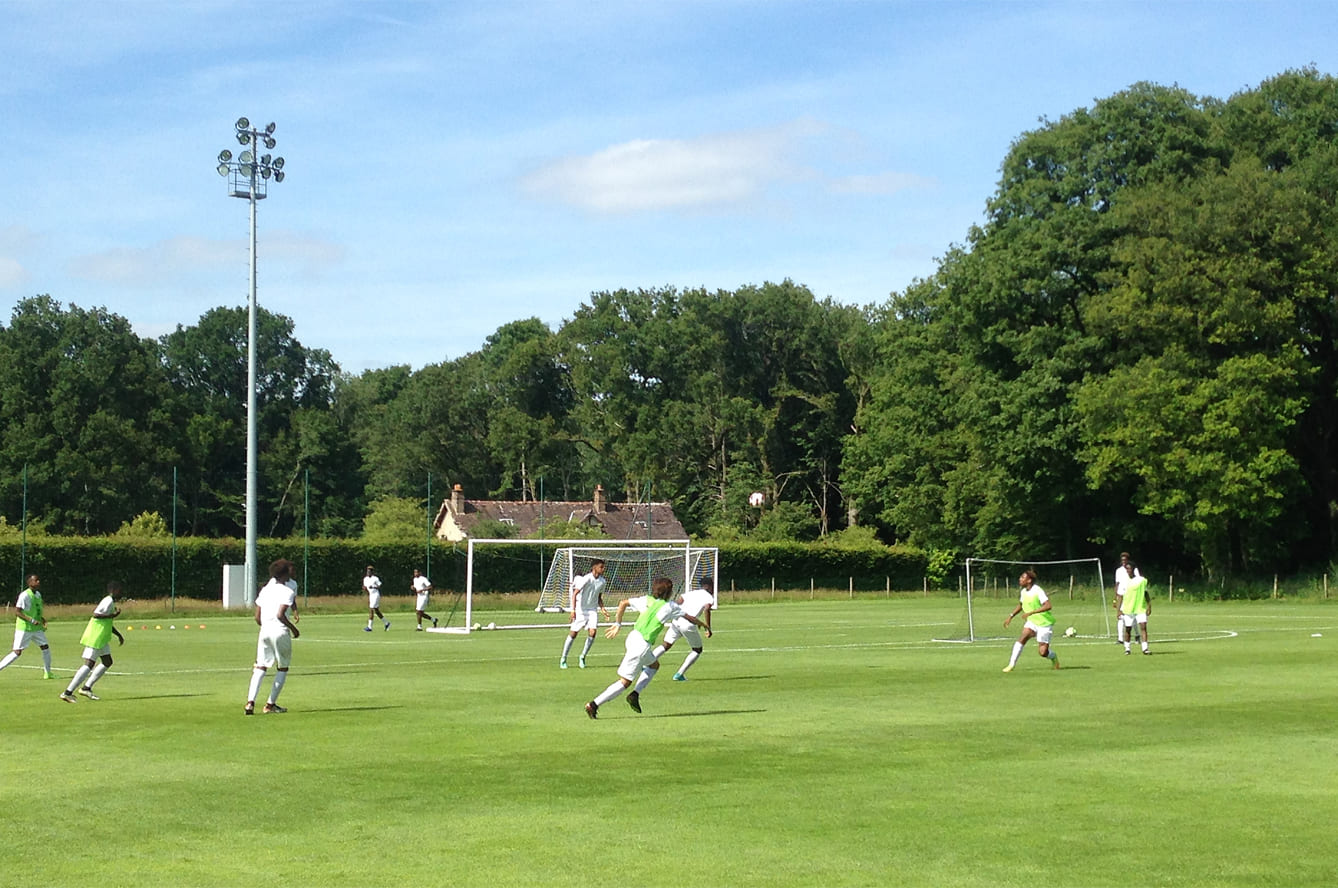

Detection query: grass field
xmin=3 ymin=597 xmax=1336 ymax=888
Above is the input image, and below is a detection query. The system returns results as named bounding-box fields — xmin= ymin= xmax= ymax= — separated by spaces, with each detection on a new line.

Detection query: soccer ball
xmin=1064 ymin=626 xmax=1076 ymax=637
xmin=486 ymin=622 xmax=496 ymax=631
xmin=748 ymin=491 xmax=764 ymax=508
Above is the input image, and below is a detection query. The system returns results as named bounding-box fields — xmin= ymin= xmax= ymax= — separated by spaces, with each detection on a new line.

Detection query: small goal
xmin=429 ymin=538 xmax=717 ymax=635
xmin=934 ymin=557 xmax=1110 ymax=643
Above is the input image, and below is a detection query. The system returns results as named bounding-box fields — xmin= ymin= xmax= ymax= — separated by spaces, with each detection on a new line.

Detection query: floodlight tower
xmin=216 ymin=118 xmax=286 ymax=604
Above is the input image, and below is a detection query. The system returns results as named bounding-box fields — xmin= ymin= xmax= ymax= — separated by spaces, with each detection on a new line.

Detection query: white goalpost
xmin=934 ymin=557 xmax=1109 ymax=643
xmin=428 ymin=538 xmax=718 ymax=635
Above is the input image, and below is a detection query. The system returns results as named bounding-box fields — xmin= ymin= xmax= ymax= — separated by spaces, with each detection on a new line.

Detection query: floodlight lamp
xmin=263 ymin=136 xmax=276 ymax=150
xmin=236 ymin=117 xmax=250 ymax=131
xmin=240 ymin=163 xmax=254 ymax=177
xmin=274 ymin=170 xmax=284 ymax=183
xmin=265 ymin=122 xmax=276 ymax=135
xmin=217 ymin=163 xmax=230 ymax=177
xmin=218 ymin=149 xmax=233 ymax=163
xmin=260 ymin=153 xmax=271 ymax=165
xmin=272 ymin=157 xmax=284 ymax=170
xmin=236 ymin=131 xmax=251 ymax=145
xmin=240 ymin=150 xmax=254 ymax=164
xmin=261 ymin=166 xmax=272 ymax=179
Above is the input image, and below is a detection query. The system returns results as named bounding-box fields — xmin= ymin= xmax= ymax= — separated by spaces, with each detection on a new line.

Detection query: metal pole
xmin=171 ymin=466 xmax=178 ymax=612
xmin=426 ymin=472 xmax=432 ymax=579
xmin=19 ymin=463 xmax=27 ymax=587
xmin=245 ymin=172 xmax=259 ymax=606
xmin=303 ymin=467 xmax=309 ymax=607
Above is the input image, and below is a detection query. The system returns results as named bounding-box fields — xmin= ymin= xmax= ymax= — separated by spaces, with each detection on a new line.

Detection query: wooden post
xmin=1168 ymin=574 xmax=1174 ymax=602
xmin=810 ymin=578 xmax=814 ymax=600
xmin=771 ymin=577 xmax=775 ymax=599
xmin=1273 ymin=574 xmax=1279 ymax=599
xmin=849 ymin=577 xmax=854 ymax=599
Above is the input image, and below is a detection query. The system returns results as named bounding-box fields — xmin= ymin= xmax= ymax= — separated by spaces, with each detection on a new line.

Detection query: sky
xmin=2 ymin=1 xmax=1337 ymax=374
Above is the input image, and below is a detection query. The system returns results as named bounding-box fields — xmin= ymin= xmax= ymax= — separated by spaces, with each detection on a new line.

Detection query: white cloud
xmin=69 ymin=233 xmax=345 ymax=288
xmin=829 ymin=171 xmax=936 ymax=196
xmin=0 ymin=256 xmax=30 ymax=289
xmin=520 ymin=125 xmax=809 ymax=214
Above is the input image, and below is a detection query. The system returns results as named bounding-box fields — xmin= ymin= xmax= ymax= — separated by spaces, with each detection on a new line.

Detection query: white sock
xmin=634 ymin=666 xmax=657 ymax=692
xmin=86 ymin=662 xmax=109 ymax=687
xmin=561 ymin=636 xmax=575 ymax=660
xmin=0 ymin=651 xmax=16 ymax=671
xmin=268 ymin=670 xmax=287 ymax=704
xmin=679 ymin=651 xmax=701 ymax=674
xmin=1141 ymin=640 xmax=1149 ymax=652
xmin=580 ymin=636 xmax=594 ymax=658
xmin=42 ymin=647 xmax=52 ymax=674
xmin=1008 ymin=642 xmax=1023 ymax=667
xmin=594 ymin=681 xmax=626 ymax=706
xmin=247 ymin=667 xmax=266 ymax=704
xmin=366 ymin=619 xmax=373 ymax=629
xmin=65 ymin=664 xmax=93 ymax=694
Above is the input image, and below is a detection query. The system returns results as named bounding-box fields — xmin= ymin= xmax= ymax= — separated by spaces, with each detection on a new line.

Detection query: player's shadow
xmin=114 ymin=693 xmax=210 ymax=701
xmin=642 ymin=708 xmax=768 ymax=719
xmin=302 ymin=704 xmax=403 ymax=713
xmin=689 ymin=675 xmax=772 ymax=682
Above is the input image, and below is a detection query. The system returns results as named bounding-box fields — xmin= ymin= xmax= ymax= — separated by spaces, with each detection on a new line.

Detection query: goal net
xmin=934 ymin=557 xmax=1109 ymax=643
xmin=429 ymin=538 xmax=717 ymax=635
xmin=535 ymin=545 xmax=719 ymax=613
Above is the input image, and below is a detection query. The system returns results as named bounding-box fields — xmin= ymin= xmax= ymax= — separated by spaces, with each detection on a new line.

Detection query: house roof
xmin=435 ymin=494 xmax=687 ymax=541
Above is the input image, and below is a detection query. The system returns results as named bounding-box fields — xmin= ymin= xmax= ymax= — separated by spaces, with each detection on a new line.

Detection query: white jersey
xmin=1114 ymin=565 xmax=1141 ymax=596
xmin=257 ymin=578 xmax=298 ymax=629
xmin=678 ymin=587 xmax=715 ymax=620
xmin=363 ymin=575 xmax=382 ymax=595
xmin=92 ymin=595 xmax=116 ymax=618
xmin=413 ymin=575 xmax=432 ymax=594
xmin=571 ymin=572 xmax=607 ymax=613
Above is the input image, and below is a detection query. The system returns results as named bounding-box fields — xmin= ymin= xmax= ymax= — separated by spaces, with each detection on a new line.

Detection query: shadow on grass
xmin=301 ymin=705 xmax=403 ymax=713
xmin=637 ymin=708 xmax=768 ymax=719
xmin=684 ymin=675 xmax=773 ymax=682
xmin=111 ymin=693 xmax=210 ymax=701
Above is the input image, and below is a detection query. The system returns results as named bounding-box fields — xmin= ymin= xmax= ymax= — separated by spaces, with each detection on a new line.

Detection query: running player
xmin=1002 ymin=569 xmax=1060 ymax=673
xmin=59 ymin=581 xmax=126 ymax=702
xmin=0 ymin=574 xmax=53 ymax=680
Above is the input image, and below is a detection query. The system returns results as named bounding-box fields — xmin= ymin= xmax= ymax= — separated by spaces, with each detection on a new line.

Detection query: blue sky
xmin=2 ymin=1 xmax=1336 ymax=373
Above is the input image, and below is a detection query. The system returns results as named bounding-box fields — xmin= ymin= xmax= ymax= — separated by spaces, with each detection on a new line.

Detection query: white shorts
xmin=570 ymin=609 xmax=599 ymax=631
xmin=255 ymin=627 xmax=293 ymax=669
xmin=616 ymin=633 xmax=657 ymax=682
xmin=415 ymin=592 xmax=430 ymax=610
xmin=663 ymin=620 xmax=703 ymax=648
xmin=81 ymin=645 xmax=112 ymax=661
xmin=1121 ymin=612 xmax=1148 ymax=626
xmin=368 ymin=591 xmax=382 ymax=610
xmin=1026 ymin=623 xmax=1054 ymax=645
xmin=11 ymin=628 xmax=48 ymax=651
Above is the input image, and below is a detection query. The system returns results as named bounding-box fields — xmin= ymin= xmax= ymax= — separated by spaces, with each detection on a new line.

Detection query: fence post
xmin=849 ymin=577 xmax=853 ymax=599
xmin=771 ymin=577 xmax=775 ymax=600
xmin=1273 ymin=574 xmax=1279 ymax=599
xmin=1168 ymin=574 xmax=1174 ymax=602
xmin=810 ymin=578 xmax=814 ymax=600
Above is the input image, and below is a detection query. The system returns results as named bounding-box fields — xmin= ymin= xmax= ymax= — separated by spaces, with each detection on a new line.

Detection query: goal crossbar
xmin=938 ymin=556 xmax=1108 ymax=643
xmin=439 ymin=538 xmax=694 ymax=636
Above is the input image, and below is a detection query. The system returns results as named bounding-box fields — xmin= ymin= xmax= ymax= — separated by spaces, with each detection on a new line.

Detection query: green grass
xmin=4 ymin=598 xmax=1337 ymax=887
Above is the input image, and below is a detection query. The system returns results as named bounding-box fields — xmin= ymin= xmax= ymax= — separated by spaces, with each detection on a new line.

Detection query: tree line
xmin=4 ymin=68 xmax=1338 ymax=578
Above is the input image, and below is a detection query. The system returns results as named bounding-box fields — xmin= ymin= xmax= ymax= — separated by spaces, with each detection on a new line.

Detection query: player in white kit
xmin=560 ymin=560 xmax=607 ymax=669
xmin=245 ymin=559 xmax=301 ymax=715
xmin=364 ymin=566 xmax=390 ymax=631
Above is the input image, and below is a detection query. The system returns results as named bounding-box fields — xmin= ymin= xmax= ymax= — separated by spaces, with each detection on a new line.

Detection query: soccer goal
xmin=933 ymin=557 xmax=1109 ymax=643
xmin=429 ymin=538 xmax=717 ymax=635
xmin=534 ymin=544 xmax=719 ymax=613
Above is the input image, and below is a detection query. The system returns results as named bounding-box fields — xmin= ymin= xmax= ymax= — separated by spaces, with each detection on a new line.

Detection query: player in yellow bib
xmin=1002 ymin=569 xmax=1060 ymax=673
xmin=0 ymin=574 xmax=53 ymax=679
xmin=60 ymin=581 xmax=126 ymax=702
xmin=1115 ymin=567 xmax=1152 ymax=655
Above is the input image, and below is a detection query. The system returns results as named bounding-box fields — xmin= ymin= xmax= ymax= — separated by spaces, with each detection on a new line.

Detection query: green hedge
xmin=0 ymin=537 xmax=930 ymax=605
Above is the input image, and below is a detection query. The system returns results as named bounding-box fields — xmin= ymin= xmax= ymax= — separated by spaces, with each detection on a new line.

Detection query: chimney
xmin=451 ymin=484 xmax=464 ymax=514
xmin=593 ymin=484 xmax=606 ymax=513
